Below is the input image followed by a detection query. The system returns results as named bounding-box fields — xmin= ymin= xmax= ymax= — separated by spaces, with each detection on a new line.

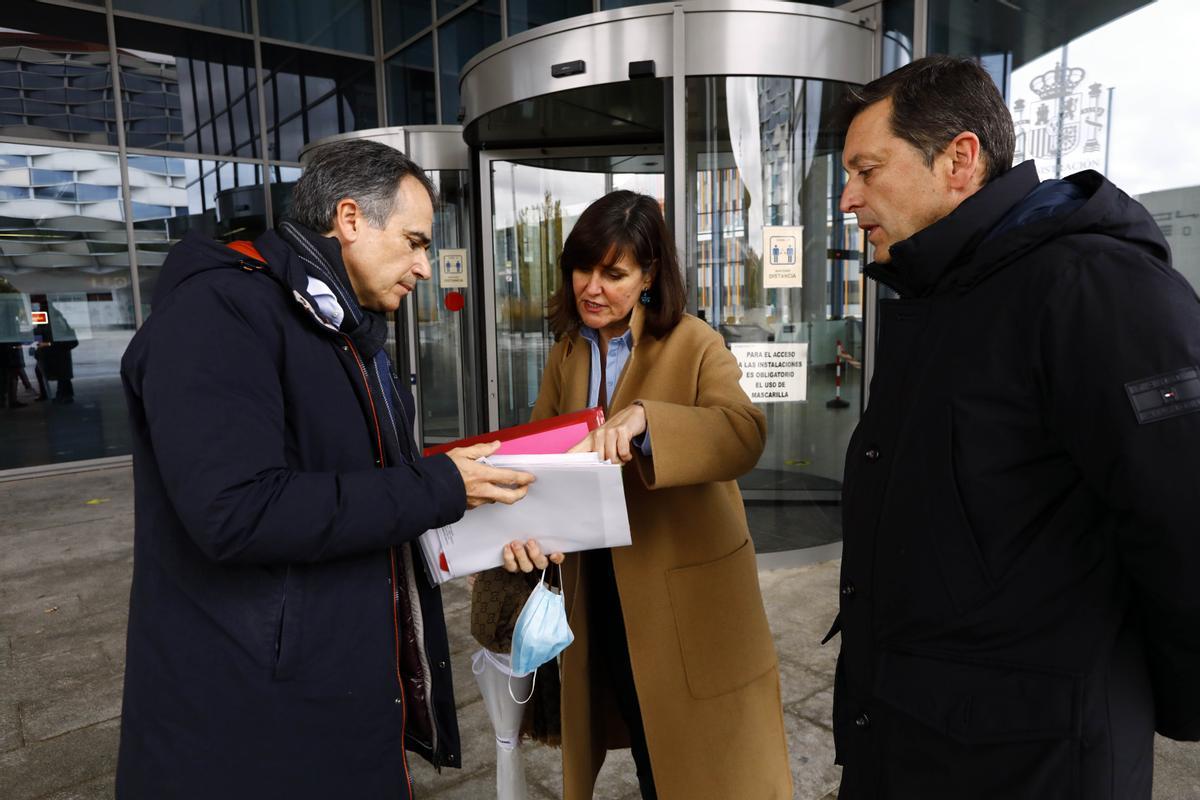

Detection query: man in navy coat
xmin=831 ymin=56 xmax=1200 ymax=798
xmin=116 ymin=140 xmax=540 ymax=798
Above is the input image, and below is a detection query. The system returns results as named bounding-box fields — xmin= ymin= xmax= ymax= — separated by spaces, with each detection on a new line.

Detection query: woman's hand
xmin=568 ymin=403 xmax=647 ymax=464
xmin=501 ymin=539 xmax=566 ymax=573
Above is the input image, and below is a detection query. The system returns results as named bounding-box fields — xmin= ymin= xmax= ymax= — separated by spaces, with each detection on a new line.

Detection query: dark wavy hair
xmin=844 ymin=55 xmax=1015 ymax=184
xmin=547 ymin=190 xmax=685 ymax=339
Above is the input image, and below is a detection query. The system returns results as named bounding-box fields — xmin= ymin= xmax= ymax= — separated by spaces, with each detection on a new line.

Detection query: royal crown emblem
xmin=1029 ymin=63 xmax=1086 ymax=100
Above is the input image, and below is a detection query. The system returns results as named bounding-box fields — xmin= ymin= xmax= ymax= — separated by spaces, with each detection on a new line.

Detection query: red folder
xmin=422 ymin=406 xmax=606 ymax=457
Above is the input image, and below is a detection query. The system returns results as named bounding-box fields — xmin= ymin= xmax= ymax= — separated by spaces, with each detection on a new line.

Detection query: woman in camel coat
xmin=520 ymin=190 xmax=792 ymax=799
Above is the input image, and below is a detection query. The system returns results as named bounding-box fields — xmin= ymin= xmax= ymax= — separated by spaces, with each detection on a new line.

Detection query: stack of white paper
xmin=417 ymin=452 xmax=632 ymax=585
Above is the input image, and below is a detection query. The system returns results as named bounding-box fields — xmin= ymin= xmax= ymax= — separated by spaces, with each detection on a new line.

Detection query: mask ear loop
xmin=507 ymin=566 xmax=548 ymax=705
xmin=507 ymin=664 xmax=538 ymax=705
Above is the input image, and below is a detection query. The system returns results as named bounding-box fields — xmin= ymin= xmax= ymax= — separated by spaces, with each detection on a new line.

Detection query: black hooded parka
xmin=116 ymin=228 xmax=467 ymax=799
xmin=833 ymin=161 xmax=1200 ymax=800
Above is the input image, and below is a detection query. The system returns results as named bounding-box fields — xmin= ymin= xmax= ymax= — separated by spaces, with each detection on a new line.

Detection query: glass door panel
xmin=685 ymin=76 xmax=863 ymax=553
xmin=489 ymin=156 xmax=665 ymax=428
xmin=415 ymin=168 xmax=476 ymax=448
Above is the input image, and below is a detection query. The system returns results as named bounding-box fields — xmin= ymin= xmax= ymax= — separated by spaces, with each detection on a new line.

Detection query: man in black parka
xmin=830 ymin=56 xmax=1200 ymax=799
xmin=116 ymin=140 xmax=543 ymax=798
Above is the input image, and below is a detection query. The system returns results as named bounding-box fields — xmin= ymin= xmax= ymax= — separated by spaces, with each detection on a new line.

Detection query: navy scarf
xmin=277 ymin=220 xmax=417 ymax=467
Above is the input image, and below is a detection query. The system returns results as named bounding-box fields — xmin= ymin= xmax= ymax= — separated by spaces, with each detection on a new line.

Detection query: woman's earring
xmin=639 ymin=288 xmax=652 ymax=305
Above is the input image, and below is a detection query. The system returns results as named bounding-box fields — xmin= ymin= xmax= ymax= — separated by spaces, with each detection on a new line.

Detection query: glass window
xmin=929 ymin=0 xmax=1200 ymax=294
xmin=267 ymin=165 xmax=304 ymax=224
xmin=0 ymin=3 xmax=117 ymax=146
xmin=115 ymin=19 xmax=259 ymax=158
xmin=507 ymin=0 xmax=591 ymax=35
xmin=386 ymin=36 xmax=436 ymax=125
xmin=259 ymin=0 xmax=374 ymax=55
xmin=437 ymin=1 xmax=501 ymax=125
xmin=132 ymin=158 xmax=267 ymax=318
xmin=113 ymin=0 xmax=250 ymax=33
xmin=883 ymin=0 xmax=915 ymax=74
xmin=383 ymin=0 xmax=433 ymax=53
xmin=0 ymin=143 xmax=136 ymax=469
xmin=685 ymin=76 xmax=863 ymax=553
xmin=437 ymin=0 xmax=470 ymax=17
xmin=261 ymin=45 xmax=378 ymax=162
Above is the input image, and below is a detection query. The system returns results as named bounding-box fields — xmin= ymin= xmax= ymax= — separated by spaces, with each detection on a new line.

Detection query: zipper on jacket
xmin=341 ymin=334 xmax=415 ymax=789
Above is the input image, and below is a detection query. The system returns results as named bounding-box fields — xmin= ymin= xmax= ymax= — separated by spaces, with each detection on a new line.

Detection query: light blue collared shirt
xmin=579 ymin=326 xmax=651 ymax=455
xmin=306 ymin=276 xmax=345 ymax=329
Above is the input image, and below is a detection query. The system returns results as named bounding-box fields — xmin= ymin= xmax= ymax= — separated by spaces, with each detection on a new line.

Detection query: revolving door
xmin=460 ymin=1 xmax=879 ymax=555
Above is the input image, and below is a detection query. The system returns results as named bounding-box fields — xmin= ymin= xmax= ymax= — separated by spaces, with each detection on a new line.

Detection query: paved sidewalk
xmin=1 ymin=467 xmax=1197 ymax=799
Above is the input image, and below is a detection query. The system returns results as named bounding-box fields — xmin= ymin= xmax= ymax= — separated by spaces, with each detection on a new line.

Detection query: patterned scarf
xmin=278 ymin=220 xmax=417 ymax=467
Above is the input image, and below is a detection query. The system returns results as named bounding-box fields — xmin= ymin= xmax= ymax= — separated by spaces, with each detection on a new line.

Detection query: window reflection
xmin=384 ymin=0 xmax=434 ymax=53
xmin=130 ymin=157 xmax=266 ymax=318
xmin=437 ymin=1 xmax=501 ymax=125
xmin=507 ymin=0 xmax=591 ymax=35
xmin=113 ymin=0 xmax=250 ymax=33
xmin=259 ymin=0 xmax=373 ymax=55
xmin=387 ymin=36 xmax=436 ymax=126
xmin=261 ymin=45 xmax=377 ymax=162
xmin=0 ymin=143 xmax=135 ymax=468
xmin=115 ymin=19 xmax=259 ymax=157
xmin=0 ymin=8 xmax=117 ymax=146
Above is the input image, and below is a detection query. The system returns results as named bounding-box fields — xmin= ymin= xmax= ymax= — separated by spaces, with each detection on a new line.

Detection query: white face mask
xmin=508 ymin=566 xmax=574 ymax=704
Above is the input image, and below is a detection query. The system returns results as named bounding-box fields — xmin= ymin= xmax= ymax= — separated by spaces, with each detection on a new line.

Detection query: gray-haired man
xmin=116 ymin=140 xmax=547 ymax=799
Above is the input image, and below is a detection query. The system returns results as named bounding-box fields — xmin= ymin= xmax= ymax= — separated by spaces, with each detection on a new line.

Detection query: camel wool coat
xmin=532 ymin=308 xmax=793 ymax=800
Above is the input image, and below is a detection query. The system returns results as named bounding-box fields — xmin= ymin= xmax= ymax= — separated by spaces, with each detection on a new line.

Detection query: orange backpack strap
xmin=227 ymin=240 xmax=267 ymax=265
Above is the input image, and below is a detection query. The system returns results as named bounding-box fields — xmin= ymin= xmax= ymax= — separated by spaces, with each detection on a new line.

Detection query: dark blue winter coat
xmin=116 ymin=228 xmax=467 ymax=799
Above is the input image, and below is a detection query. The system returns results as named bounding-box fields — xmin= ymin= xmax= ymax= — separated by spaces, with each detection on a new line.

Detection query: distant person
xmin=472 ymin=191 xmax=792 ymax=800
xmin=0 ymin=276 xmax=29 ymax=409
xmin=117 ymin=139 xmax=551 ymax=800
xmin=831 ymin=55 xmax=1200 ymax=799
xmin=33 ymin=304 xmax=77 ymax=403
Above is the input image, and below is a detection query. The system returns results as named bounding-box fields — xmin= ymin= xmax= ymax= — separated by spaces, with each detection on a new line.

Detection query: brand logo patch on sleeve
xmin=1125 ymin=367 xmax=1200 ymax=424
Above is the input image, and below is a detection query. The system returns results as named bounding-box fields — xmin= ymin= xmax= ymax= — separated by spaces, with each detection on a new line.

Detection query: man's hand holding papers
xmin=446 ymin=441 xmax=536 ymax=507
xmin=418 ymin=452 xmax=632 ymax=584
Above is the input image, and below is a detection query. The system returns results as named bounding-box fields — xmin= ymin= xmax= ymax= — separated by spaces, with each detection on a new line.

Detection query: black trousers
xmin=585 ymin=550 xmax=657 ymax=800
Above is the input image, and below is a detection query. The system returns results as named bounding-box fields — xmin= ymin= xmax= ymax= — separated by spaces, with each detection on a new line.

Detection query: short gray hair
xmin=287 ymin=139 xmax=437 ymax=232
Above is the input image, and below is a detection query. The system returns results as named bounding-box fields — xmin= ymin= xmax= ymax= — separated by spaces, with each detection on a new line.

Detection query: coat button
xmin=438 ymin=660 xmax=447 ymax=669
xmin=394 ymin=697 xmax=403 ymax=705
xmin=841 ymin=581 xmax=856 ymax=598
xmin=855 ymin=712 xmax=871 ymax=728
xmin=864 ymin=447 xmax=881 ymax=462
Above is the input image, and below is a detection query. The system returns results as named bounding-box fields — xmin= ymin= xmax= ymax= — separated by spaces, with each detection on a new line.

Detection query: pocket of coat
xmin=273 ymin=566 xmax=302 ymax=680
xmin=665 ymin=539 xmax=776 ymax=699
xmin=874 ymin=648 xmax=1080 ymax=744
xmin=933 ymin=404 xmax=994 ymax=614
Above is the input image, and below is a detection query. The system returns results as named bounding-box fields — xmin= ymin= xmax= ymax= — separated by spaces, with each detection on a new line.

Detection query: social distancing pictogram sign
xmin=762 ymin=225 xmax=804 ymax=288
xmin=440 ymin=249 xmax=468 ymax=288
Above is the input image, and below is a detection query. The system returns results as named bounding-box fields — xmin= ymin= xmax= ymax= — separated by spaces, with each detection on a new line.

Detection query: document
xmin=418 ymin=452 xmax=631 ymax=585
